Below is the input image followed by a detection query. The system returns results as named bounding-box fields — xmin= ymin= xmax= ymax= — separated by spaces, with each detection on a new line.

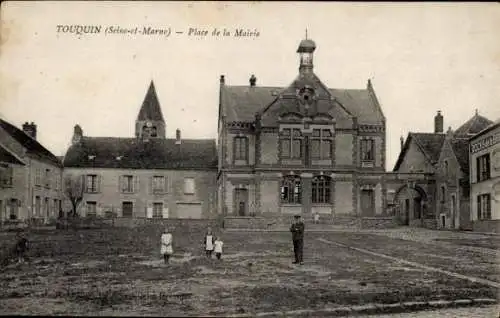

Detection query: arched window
xmin=312 ymin=176 xmax=331 ymax=204
xmin=280 ymin=128 xmax=302 ymax=159
xmin=280 ymin=176 xmax=301 ymax=204
xmin=311 ymin=129 xmax=332 ymax=159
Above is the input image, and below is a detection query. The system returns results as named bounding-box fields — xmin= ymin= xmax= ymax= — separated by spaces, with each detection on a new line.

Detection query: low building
xmin=62 ymin=81 xmax=218 ymax=219
xmin=0 ymin=119 xmax=64 ymax=222
xmin=469 ymin=120 xmax=500 ymax=233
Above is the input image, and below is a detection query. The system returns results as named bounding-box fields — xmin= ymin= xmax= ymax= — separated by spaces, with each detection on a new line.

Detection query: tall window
xmin=153 ymin=202 xmax=163 ymax=218
xmin=45 ymin=169 xmax=51 ymax=188
xmin=152 ymin=176 xmax=166 ymax=193
xmin=444 ymin=160 xmax=449 ymax=176
xmin=86 ymin=201 xmax=97 ymax=217
xmin=234 ymin=136 xmax=248 ymax=161
xmin=121 ymin=175 xmax=134 ymax=193
xmin=35 ymin=168 xmax=42 ymax=186
xmin=280 ymin=176 xmax=301 ymax=204
xmin=440 ymin=186 xmax=446 ymax=203
xmin=184 ymin=178 xmax=195 ymax=195
xmin=311 ymin=129 xmax=332 ymax=159
xmin=312 ymin=176 xmax=331 ymax=204
xmin=360 ymin=139 xmax=375 ymax=161
xmin=280 ymin=128 xmax=302 ymax=159
xmin=86 ymin=174 xmax=99 ymax=193
xmin=477 ymin=194 xmax=491 ymax=220
xmin=477 ymin=154 xmax=491 ymax=182
xmin=35 ymin=196 xmax=41 ymax=216
xmin=0 ymin=166 xmax=13 ymax=187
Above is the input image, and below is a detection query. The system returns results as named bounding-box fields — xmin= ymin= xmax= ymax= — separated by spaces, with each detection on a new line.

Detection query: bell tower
xmin=135 ymin=80 xmax=166 ymax=139
xmin=297 ymin=29 xmax=316 ymax=74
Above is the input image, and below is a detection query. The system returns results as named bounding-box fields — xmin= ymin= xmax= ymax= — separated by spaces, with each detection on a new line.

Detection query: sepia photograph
xmin=0 ymin=1 xmax=499 ymax=317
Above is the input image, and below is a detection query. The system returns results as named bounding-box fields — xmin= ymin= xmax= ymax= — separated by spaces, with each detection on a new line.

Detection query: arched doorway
xmin=394 ymin=184 xmax=428 ymax=226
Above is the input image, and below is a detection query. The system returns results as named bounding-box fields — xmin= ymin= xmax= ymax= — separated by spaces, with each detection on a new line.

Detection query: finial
xmin=305 ymin=28 xmax=308 ymax=40
xmin=475 ymin=108 xmax=478 ymax=115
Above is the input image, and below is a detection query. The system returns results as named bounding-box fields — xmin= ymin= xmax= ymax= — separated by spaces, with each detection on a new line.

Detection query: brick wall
xmin=334 ymin=134 xmax=353 ymax=166
xmin=259 ymin=133 xmax=278 ymax=164
xmin=334 ymin=181 xmax=353 ymax=215
xmin=472 ymin=220 xmax=500 ymax=233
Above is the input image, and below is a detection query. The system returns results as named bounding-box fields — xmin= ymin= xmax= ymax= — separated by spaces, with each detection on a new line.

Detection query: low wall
xmin=360 ymin=217 xmax=399 ymax=229
xmin=472 ymin=220 xmax=500 ymax=234
xmin=113 ymin=217 xmax=221 ymax=231
xmin=423 ymin=219 xmax=438 ymax=230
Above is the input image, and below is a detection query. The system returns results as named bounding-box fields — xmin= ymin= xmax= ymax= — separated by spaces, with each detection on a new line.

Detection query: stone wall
xmin=472 ymin=220 xmax=500 ymax=233
xmin=360 ymin=217 xmax=400 ymax=229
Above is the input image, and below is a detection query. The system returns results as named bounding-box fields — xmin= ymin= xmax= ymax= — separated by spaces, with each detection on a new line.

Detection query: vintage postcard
xmin=0 ymin=1 xmax=499 ymax=317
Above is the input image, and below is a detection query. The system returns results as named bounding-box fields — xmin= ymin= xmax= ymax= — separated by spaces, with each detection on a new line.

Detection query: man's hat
xmin=294 ymin=214 xmax=301 ymax=219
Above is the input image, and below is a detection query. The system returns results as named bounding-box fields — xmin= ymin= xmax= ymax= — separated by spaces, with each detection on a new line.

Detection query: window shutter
xmin=134 ymin=176 xmax=139 ymax=193
xmin=146 ymin=204 xmax=153 ymax=218
xmin=149 ymin=176 xmax=153 ymax=194
xmin=162 ymin=206 xmax=169 ymax=219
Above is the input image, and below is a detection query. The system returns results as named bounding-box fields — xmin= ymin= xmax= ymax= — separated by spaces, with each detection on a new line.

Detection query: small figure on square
xmin=203 ymin=227 xmax=215 ymax=258
xmin=314 ymin=212 xmax=320 ymax=224
xmin=290 ymin=214 xmax=305 ymax=265
xmin=160 ymin=227 xmax=173 ymax=264
xmin=14 ymin=231 xmax=29 ymax=264
xmin=214 ymin=236 xmax=224 ymax=260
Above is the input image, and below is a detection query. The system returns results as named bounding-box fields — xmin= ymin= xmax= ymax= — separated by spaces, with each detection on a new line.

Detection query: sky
xmin=1 ymin=2 xmax=499 ymax=170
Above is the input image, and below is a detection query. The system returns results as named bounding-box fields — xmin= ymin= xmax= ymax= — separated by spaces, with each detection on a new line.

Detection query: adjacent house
xmin=62 ymin=81 xmax=218 ymax=219
xmin=469 ymin=119 xmax=500 ymax=233
xmin=0 ymin=119 xmax=64 ymax=222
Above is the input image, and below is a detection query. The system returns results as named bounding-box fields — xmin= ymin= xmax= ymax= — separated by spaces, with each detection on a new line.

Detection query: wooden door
xmin=360 ymin=189 xmax=375 ymax=217
xmin=234 ymin=189 xmax=249 ymax=216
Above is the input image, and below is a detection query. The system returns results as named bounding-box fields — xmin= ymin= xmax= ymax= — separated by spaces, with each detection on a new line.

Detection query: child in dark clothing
xmin=14 ymin=232 xmax=29 ymax=263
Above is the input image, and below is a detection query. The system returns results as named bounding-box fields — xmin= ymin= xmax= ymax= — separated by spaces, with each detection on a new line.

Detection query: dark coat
xmin=290 ymin=222 xmax=305 ymax=241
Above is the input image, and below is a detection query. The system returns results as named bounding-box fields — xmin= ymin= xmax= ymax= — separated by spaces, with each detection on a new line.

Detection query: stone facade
xmin=0 ymin=119 xmax=64 ymax=222
xmin=469 ymin=121 xmax=500 ymax=232
xmin=217 ymin=38 xmax=392 ymax=223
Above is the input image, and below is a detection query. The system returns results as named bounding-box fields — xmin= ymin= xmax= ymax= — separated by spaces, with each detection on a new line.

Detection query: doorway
xmin=360 ymin=189 xmax=375 ymax=217
xmin=122 ymin=202 xmax=133 ymax=218
xmin=451 ymin=195 xmax=458 ymax=229
xmin=234 ymin=188 xmax=249 ymax=216
xmin=7 ymin=199 xmax=19 ymax=220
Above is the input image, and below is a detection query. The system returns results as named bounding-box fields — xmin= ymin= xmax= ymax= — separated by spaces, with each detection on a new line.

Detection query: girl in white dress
xmin=161 ymin=227 xmax=173 ymax=264
xmin=203 ymin=227 xmax=215 ymax=258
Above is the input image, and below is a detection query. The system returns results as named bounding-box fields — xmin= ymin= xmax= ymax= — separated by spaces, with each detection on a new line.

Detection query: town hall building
xmin=217 ymin=37 xmax=391 ymax=220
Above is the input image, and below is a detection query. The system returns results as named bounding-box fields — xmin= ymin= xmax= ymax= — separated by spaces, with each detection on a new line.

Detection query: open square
xmin=1 ymin=226 xmax=498 ymax=316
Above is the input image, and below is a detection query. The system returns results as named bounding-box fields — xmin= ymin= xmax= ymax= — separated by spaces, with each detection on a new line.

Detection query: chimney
xmin=22 ymin=122 xmax=37 ymax=139
xmin=175 ymin=129 xmax=181 ymax=145
xmin=220 ymin=75 xmax=225 ymax=85
xmin=249 ymin=74 xmax=257 ymax=87
xmin=72 ymin=124 xmax=83 ymax=145
xmin=434 ymin=110 xmax=443 ymax=133
xmin=400 ymin=136 xmax=404 ymax=150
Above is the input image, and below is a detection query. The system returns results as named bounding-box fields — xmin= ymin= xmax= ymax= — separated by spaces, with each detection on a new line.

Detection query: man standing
xmin=290 ymin=214 xmax=305 ymax=265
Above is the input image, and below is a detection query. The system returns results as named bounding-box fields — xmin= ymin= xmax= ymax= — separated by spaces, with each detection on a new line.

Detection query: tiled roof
xmin=220 ymin=79 xmax=384 ymax=125
xmin=454 ymin=113 xmax=493 ymax=137
xmin=0 ymin=118 xmax=62 ymax=167
xmin=393 ymin=132 xmax=445 ymax=171
xmin=469 ymin=119 xmax=500 ymax=141
xmin=63 ymin=137 xmax=217 ymax=170
xmin=137 ymin=81 xmax=165 ymax=122
xmin=0 ymin=143 xmax=25 ymax=165
xmin=450 ymin=138 xmax=470 ymax=173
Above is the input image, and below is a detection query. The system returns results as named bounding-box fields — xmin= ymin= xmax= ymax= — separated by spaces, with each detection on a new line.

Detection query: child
xmin=203 ymin=227 xmax=215 ymax=258
xmin=314 ymin=212 xmax=320 ymax=224
xmin=160 ymin=227 xmax=173 ymax=264
xmin=14 ymin=231 xmax=29 ymax=264
xmin=214 ymin=236 xmax=223 ymax=260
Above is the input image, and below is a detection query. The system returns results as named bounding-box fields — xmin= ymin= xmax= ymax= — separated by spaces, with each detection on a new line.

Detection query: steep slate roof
xmin=0 ymin=143 xmax=25 ymax=165
xmin=137 ymin=81 xmax=165 ymax=122
xmin=221 ymin=85 xmax=384 ymax=124
xmin=63 ymin=137 xmax=217 ymax=170
xmin=454 ymin=113 xmax=493 ymax=137
xmin=450 ymin=138 xmax=470 ymax=173
xmin=393 ymin=133 xmax=446 ymax=171
xmin=0 ymin=118 xmax=62 ymax=167
xmin=469 ymin=118 xmax=500 ymax=141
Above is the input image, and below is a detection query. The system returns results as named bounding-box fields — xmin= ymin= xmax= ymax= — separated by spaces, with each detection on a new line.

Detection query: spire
xmin=137 ymin=80 xmax=165 ymax=122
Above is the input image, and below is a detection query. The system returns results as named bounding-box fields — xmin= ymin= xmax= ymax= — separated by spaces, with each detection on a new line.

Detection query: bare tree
xmin=64 ymin=174 xmax=84 ymax=217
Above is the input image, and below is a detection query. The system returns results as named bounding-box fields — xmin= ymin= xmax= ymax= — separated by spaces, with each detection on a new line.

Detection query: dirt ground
xmin=0 ymin=227 xmax=498 ymax=316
